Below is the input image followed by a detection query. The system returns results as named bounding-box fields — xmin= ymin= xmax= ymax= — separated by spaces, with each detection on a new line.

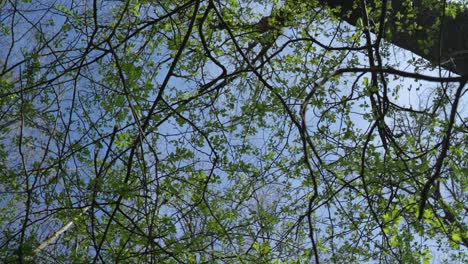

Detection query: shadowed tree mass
xmin=324 ymin=0 xmax=468 ymax=76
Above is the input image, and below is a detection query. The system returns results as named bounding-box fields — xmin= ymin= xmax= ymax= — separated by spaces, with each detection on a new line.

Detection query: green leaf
xmin=452 ymin=232 xmax=462 ymax=242
xmin=363 ymin=77 xmax=369 ymax=86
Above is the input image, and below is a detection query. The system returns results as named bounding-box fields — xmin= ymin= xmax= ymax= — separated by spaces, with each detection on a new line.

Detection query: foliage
xmin=0 ymin=0 xmax=467 ymax=263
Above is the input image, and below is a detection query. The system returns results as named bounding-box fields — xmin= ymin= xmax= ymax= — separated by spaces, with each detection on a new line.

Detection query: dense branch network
xmin=0 ymin=0 xmax=466 ymax=263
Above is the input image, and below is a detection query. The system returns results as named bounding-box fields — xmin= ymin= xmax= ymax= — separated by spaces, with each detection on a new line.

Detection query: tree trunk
xmin=321 ymin=0 xmax=468 ymax=76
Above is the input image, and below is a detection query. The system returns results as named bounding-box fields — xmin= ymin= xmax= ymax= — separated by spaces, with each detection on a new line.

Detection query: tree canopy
xmin=0 ymin=0 xmax=467 ymax=263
